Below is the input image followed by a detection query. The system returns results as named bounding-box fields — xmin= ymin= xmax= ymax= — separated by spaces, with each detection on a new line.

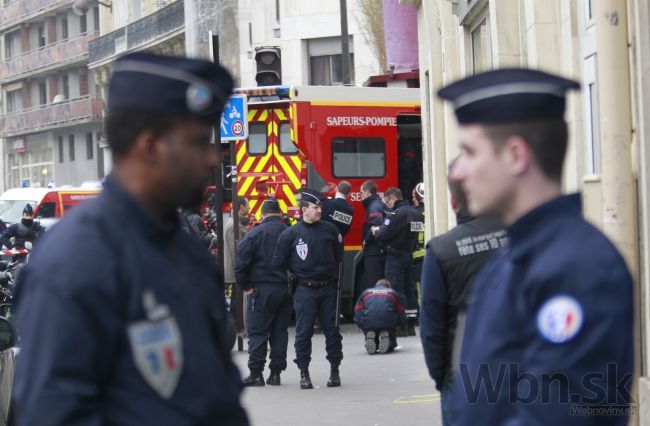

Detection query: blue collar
xmin=507 ymin=193 xmax=582 ymax=260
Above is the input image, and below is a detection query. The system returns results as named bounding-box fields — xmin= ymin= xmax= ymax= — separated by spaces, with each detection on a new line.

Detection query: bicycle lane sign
xmin=220 ymin=94 xmax=248 ymax=142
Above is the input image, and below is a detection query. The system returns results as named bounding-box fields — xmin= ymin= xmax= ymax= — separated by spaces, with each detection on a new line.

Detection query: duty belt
xmin=299 ymin=278 xmax=336 ymax=289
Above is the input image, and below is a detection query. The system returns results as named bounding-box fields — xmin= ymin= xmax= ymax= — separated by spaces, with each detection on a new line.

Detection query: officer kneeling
xmin=354 ymin=279 xmax=406 ymax=354
xmin=273 ymin=190 xmax=344 ymax=389
xmin=235 ymin=199 xmax=292 ymax=386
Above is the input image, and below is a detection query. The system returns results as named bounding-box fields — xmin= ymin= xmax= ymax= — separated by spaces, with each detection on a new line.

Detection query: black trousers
xmin=364 ymin=252 xmax=385 ymax=288
xmin=246 ymin=284 xmax=293 ymax=373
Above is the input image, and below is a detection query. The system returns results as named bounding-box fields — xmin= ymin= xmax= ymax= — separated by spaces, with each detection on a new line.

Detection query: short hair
xmin=237 ymin=197 xmax=249 ymax=210
xmin=384 ymin=187 xmax=403 ymax=200
xmin=482 ymin=119 xmax=568 ymax=183
xmin=376 ymin=279 xmax=391 ymax=288
xmin=448 ymin=156 xmax=467 ymax=211
xmin=337 ymin=181 xmax=352 ymax=196
xmin=105 ymin=110 xmax=178 ymax=160
xmin=261 ymin=199 xmax=281 ymax=215
xmin=361 ymin=180 xmax=378 ymax=194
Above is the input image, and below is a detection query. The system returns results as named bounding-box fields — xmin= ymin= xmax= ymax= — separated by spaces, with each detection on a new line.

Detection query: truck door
xmin=396 ymin=114 xmax=423 ymax=199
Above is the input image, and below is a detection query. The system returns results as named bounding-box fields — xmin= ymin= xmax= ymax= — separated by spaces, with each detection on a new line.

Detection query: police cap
xmin=108 ymin=52 xmax=234 ymax=124
xmin=437 ymin=68 xmax=580 ymax=124
xmin=300 ymin=189 xmax=323 ymax=206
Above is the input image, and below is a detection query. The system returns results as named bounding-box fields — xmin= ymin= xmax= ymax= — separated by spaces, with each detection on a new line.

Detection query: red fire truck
xmin=223 ymin=85 xmax=422 ymax=316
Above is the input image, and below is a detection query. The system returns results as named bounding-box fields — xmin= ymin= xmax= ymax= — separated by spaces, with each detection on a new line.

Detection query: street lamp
xmin=73 ymin=0 xmax=112 ymax=16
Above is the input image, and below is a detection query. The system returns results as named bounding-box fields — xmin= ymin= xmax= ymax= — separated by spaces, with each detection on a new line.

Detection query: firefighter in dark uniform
xmin=13 ymin=53 xmax=249 ymax=425
xmin=361 ymin=180 xmax=386 ymax=287
xmin=235 ymin=199 xmax=291 ymax=387
xmin=420 ymin=160 xmax=506 ymax=426
xmin=406 ymin=182 xmax=426 ymax=336
xmin=0 ymin=204 xmax=45 ymax=252
xmin=273 ymin=190 xmax=344 ymax=390
xmin=372 ymin=187 xmax=417 ymax=302
xmin=439 ymin=68 xmax=633 ymax=425
xmin=321 ymin=180 xmax=354 ymax=237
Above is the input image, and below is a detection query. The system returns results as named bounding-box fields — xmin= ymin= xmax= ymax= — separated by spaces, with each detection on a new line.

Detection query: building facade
xmin=0 ymin=0 xmax=104 ymax=190
xmin=408 ymin=0 xmax=650 ymax=421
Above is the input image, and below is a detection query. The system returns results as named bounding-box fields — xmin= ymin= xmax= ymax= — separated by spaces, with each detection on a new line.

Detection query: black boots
xmin=300 ymin=368 xmax=313 ymax=389
xmin=242 ymin=372 xmax=265 ymax=387
xmin=266 ymin=370 xmax=281 ymax=386
xmin=327 ymin=365 xmax=341 ymax=387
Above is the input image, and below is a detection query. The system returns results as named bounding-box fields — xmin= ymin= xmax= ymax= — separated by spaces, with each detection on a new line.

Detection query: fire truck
xmin=224 ymin=85 xmax=422 ymax=316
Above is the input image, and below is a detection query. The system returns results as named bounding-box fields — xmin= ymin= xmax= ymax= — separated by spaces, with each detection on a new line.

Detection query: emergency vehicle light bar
xmin=235 ymin=86 xmax=291 ymax=98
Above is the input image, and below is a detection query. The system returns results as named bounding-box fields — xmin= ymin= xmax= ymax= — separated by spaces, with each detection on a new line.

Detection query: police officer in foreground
xmin=0 ymin=204 xmax=45 ymax=252
xmin=13 ymin=53 xmax=249 ymax=425
xmin=361 ymin=180 xmax=386 ymax=287
xmin=273 ymin=190 xmax=344 ymax=389
xmin=372 ymin=187 xmax=417 ymax=304
xmin=322 ymin=180 xmax=355 ymax=237
xmin=235 ymin=199 xmax=291 ymax=387
xmin=420 ymin=158 xmax=506 ymax=425
xmin=440 ymin=69 xmax=633 ymax=425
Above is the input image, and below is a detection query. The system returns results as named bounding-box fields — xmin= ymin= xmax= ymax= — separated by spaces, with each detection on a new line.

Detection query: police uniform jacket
xmin=354 ymin=285 xmax=406 ymax=330
xmin=0 ymin=220 xmax=45 ymax=249
xmin=362 ymin=194 xmax=385 ymax=255
xmin=420 ymin=212 xmax=505 ymax=390
xmin=13 ymin=176 xmax=248 ymax=426
xmin=273 ymin=220 xmax=343 ymax=281
xmin=374 ymin=199 xmax=417 ymax=253
xmin=322 ymin=197 xmax=354 ymax=237
xmin=235 ymin=216 xmax=288 ymax=287
xmin=451 ymin=194 xmax=633 ymax=425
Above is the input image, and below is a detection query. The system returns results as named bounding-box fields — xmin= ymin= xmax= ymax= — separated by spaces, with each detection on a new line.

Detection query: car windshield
xmin=0 ymin=200 xmax=35 ymax=224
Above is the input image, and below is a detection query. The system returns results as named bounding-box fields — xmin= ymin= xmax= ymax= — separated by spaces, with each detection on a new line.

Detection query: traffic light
xmin=254 ymin=47 xmax=282 ymax=86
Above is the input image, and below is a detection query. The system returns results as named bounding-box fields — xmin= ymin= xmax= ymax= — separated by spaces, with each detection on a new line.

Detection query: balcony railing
xmin=0 ymin=96 xmax=103 ymax=137
xmin=0 ymin=0 xmax=74 ymax=30
xmin=1 ymin=33 xmax=97 ymax=83
xmin=89 ymin=0 xmax=184 ymax=66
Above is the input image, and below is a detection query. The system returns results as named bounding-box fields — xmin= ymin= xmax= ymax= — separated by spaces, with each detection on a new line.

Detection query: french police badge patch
xmin=128 ymin=316 xmax=184 ymax=398
xmin=536 ymin=295 xmax=584 ymax=343
xmin=296 ymin=238 xmax=308 ymax=261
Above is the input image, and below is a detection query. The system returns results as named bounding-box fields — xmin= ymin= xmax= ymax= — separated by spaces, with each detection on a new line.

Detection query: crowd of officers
xmin=228 ymin=179 xmax=426 ymax=389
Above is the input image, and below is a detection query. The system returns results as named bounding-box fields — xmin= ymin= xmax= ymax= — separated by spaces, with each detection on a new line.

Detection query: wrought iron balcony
xmin=89 ymin=1 xmax=184 ymax=66
xmin=0 ymin=96 xmax=103 ymax=138
xmin=0 ymin=0 xmax=74 ymax=30
xmin=1 ymin=33 xmax=97 ymax=83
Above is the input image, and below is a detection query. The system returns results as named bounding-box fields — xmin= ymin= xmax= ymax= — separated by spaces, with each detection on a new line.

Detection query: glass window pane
xmin=331 ymin=54 xmax=342 ymax=84
xmin=332 ymin=138 xmax=385 ymax=178
xmin=310 ymin=56 xmax=331 ymax=85
xmin=248 ymin=123 xmax=267 ymax=155
xmin=279 ymin=123 xmax=297 ymax=154
xmin=471 ymin=19 xmax=490 ymax=74
xmin=589 ymin=83 xmax=601 ymax=174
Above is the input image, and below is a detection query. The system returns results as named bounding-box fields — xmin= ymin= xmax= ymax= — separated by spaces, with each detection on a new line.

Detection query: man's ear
xmin=131 ymin=130 xmax=164 ymax=165
xmin=450 ymin=196 xmax=457 ymax=211
xmin=502 ymin=135 xmax=531 ymax=176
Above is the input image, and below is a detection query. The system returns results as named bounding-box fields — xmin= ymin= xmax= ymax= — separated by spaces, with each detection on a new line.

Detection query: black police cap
xmin=437 ymin=68 xmax=580 ymax=124
xmin=300 ymin=189 xmax=324 ymax=205
xmin=108 ymin=53 xmax=234 ymax=124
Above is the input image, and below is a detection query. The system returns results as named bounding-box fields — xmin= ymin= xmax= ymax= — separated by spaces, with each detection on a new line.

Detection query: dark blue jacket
xmin=362 ymin=194 xmax=385 ymax=255
xmin=235 ymin=215 xmax=288 ymax=287
xmin=0 ymin=220 xmax=45 ymax=249
xmin=451 ymin=194 xmax=634 ymax=425
xmin=354 ymin=285 xmax=406 ymax=330
xmin=273 ymin=219 xmax=343 ymax=280
xmin=13 ymin=175 xmax=248 ymax=426
xmin=322 ymin=197 xmax=354 ymax=237
xmin=374 ymin=199 xmax=417 ymax=252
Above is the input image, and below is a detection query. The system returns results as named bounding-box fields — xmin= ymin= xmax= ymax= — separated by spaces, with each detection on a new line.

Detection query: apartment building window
xmin=469 ymin=10 xmax=491 ymax=74
xmin=308 ymin=37 xmax=355 ymax=86
xmin=582 ymin=1 xmax=600 ymax=174
xmin=39 ymin=83 xmax=47 ymax=106
xmin=86 ymin=133 xmax=94 ymax=160
xmin=93 ymin=7 xmax=100 ymax=32
xmin=80 ymin=13 xmax=87 ymax=34
xmin=38 ymin=26 xmax=46 ymax=48
xmin=58 ymin=137 xmax=64 ymax=163
xmin=61 ymin=17 xmax=68 ymax=40
xmin=69 ymin=135 xmax=75 ymax=161
xmin=4 ymin=32 xmax=14 ymax=59
xmin=6 ymin=90 xmax=18 ymax=114
xmin=62 ymin=74 xmax=69 ymax=100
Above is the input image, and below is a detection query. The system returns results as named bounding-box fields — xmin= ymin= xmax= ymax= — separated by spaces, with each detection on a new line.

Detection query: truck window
xmin=248 ymin=123 xmax=268 ymax=155
xmin=36 ymin=202 xmax=56 ymax=218
xmin=279 ymin=123 xmax=297 ymax=154
xmin=332 ymin=138 xmax=385 ymax=178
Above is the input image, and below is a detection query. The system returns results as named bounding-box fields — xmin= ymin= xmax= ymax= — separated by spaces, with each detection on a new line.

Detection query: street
xmin=231 ymin=323 xmax=441 ymax=426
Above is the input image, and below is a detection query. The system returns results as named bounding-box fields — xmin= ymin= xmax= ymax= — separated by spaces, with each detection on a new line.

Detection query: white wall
xmin=52 ymin=125 xmax=102 ymax=186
